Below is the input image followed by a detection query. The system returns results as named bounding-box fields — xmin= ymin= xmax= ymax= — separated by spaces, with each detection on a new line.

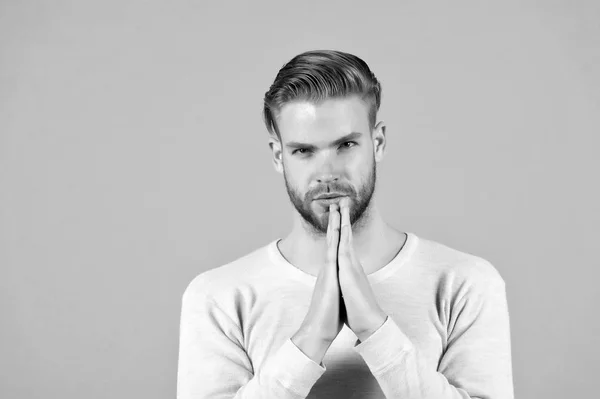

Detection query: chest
xmin=247 ymin=300 xmax=445 ymax=398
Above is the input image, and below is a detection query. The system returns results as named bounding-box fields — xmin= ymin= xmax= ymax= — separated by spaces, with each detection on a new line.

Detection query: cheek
xmin=348 ymin=153 xmax=370 ymax=173
xmin=286 ymin=165 xmax=308 ymax=184
xmin=285 ymin=167 xmax=310 ymax=193
xmin=351 ymin=156 xmax=374 ymax=186
xmin=293 ymin=157 xmax=319 ymax=175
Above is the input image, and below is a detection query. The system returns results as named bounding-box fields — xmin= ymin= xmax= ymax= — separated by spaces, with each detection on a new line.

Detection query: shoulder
xmin=181 ymin=241 xmax=273 ymax=304
xmin=412 ymin=234 xmax=506 ymax=290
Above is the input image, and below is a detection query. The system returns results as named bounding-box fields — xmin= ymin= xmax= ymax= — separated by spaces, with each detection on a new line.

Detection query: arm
xmin=176 ymin=281 xmax=326 ymax=399
xmin=353 ymin=270 xmax=514 ymax=399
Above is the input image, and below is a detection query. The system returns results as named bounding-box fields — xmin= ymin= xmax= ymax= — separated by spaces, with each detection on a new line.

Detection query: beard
xmin=282 ymin=157 xmax=377 ymax=235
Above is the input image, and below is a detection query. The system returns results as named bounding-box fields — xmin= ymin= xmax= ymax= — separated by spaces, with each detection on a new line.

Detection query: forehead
xmin=277 ymin=95 xmax=370 ymax=141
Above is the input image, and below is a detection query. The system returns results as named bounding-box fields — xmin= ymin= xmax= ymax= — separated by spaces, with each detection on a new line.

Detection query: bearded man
xmin=177 ymin=49 xmax=514 ymax=399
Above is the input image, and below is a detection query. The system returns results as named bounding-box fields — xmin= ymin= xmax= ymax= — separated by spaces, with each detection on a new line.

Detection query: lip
xmin=313 ymin=195 xmax=347 ymax=206
xmin=314 ymin=193 xmax=346 ymax=200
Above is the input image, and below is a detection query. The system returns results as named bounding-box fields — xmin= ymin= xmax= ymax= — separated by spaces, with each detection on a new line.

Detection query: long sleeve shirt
xmin=177 ymin=232 xmax=514 ymax=398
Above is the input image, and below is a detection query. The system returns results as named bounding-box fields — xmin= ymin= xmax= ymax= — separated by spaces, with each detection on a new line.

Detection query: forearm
xmin=353 ymin=316 xmax=513 ymax=399
xmin=178 ymin=290 xmax=328 ymax=399
xmin=291 ymin=326 xmax=332 ymax=367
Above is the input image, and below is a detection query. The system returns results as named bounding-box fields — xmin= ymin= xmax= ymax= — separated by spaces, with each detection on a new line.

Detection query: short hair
xmin=263 ymin=50 xmax=382 ymax=139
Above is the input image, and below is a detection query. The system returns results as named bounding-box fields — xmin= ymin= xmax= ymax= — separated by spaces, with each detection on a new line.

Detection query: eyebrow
xmin=285 ymin=132 xmax=364 ymax=150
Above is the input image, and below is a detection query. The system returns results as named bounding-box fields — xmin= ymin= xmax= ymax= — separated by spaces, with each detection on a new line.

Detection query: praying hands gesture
xmin=291 ymin=197 xmax=388 ymax=365
xmin=336 ymin=197 xmax=388 ymax=343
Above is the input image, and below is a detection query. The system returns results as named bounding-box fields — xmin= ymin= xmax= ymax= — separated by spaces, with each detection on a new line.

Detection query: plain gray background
xmin=1 ymin=0 xmax=598 ymax=398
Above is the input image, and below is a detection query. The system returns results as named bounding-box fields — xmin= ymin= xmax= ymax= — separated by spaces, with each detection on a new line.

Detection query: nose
xmin=315 ymin=152 xmax=341 ymax=184
xmin=316 ymin=162 xmax=339 ymax=184
xmin=316 ymin=174 xmax=339 ymax=184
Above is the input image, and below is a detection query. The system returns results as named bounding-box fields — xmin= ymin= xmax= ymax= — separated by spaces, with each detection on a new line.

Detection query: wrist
xmin=291 ymin=328 xmax=330 ymax=365
xmin=356 ymin=313 xmax=387 ymax=343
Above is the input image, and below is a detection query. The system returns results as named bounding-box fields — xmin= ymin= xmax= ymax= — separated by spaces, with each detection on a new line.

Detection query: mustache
xmin=308 ymin=186 xmax=353 ymax=199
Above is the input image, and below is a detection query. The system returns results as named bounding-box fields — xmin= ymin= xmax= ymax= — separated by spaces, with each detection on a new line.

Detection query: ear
xmin=268 ymin=136 xmax=284 ymax=174
xmin=372 ymin=121 xmax=387 ymax=163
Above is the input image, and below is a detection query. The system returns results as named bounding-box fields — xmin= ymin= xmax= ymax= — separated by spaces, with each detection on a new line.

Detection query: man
xmin=177 ymin=50 xmax=514 ymax=399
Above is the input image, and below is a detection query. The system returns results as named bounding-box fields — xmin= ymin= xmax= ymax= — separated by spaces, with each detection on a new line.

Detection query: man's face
xmin=275 ymin=95 xmax=377 ymax=235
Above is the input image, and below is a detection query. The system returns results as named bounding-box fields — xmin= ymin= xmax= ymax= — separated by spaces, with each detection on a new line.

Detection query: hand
xmin=336 ymin=197 xmax=388 ymax=343
xmin=293 ymin=203 xmax=345 ymax=353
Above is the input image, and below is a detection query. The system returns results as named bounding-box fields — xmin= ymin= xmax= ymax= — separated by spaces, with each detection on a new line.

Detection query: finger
xmin=327 ymin=204 xmax=334 ymax=243
xmin=345 ymin=200 xmax=353 ymax=246
xmin=327 ymin=205 xmax=340 ymax=267
xmin=332 ymin=205 xmax=340 ymax=243
xmin=338 ymin=198 xmax=351 ymax=262
xmin=341 ymin=198 xmax=351 ymax=244
xmin=328 ymin=204 xmax=340 ymax=243
xmin=341 ymin=199 xmax=361 ymax=271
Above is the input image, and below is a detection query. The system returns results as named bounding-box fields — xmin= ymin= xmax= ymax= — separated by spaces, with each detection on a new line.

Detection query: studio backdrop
xmin=1 ymin=1 xmax=598 ymax=398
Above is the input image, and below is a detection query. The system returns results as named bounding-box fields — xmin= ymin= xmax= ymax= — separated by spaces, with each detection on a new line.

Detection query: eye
xmin=292 ymin=148 xmax=311 ymax=155
xmin=342 ymin=141 xmax=357 ymax=149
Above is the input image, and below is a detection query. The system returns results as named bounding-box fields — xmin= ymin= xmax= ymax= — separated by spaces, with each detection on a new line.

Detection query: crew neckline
xmin=267 ymin=231 xmax=418 ymax=285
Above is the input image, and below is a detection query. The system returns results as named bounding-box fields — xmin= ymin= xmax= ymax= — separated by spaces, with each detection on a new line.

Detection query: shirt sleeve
xmin=352 ymin=270 xmax=514 ymax=399
xmin=176 ymin=281 xmax=326 ymax=399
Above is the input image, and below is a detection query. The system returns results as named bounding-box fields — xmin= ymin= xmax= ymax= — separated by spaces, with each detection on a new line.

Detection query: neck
xmin=279 ymin=200 xmax=400 ymax=277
